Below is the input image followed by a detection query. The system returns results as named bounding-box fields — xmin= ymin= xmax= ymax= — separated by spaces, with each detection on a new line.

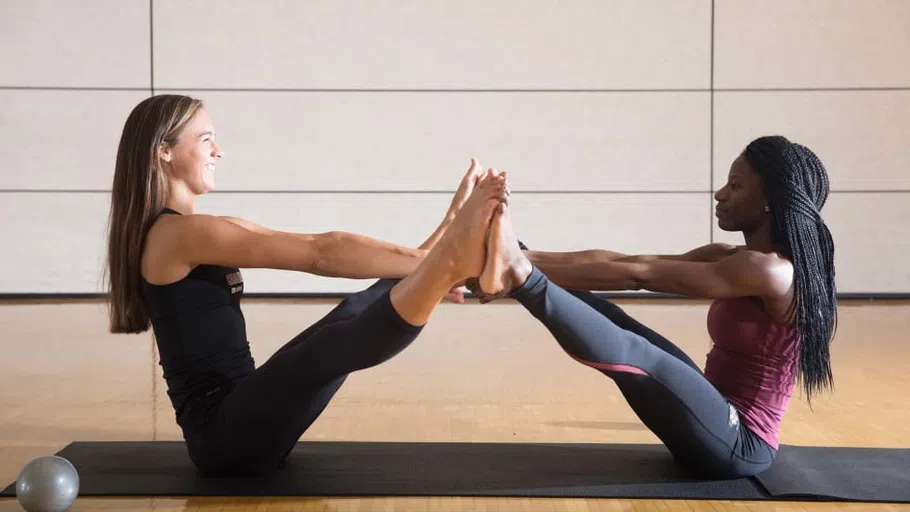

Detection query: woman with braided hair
xmin=471 ymin=135 xmax=837 ymax=479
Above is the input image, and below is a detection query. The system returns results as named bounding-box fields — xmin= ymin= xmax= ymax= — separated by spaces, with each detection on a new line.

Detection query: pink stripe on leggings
xmin=570 ymin=354 xmax=650 ymax=376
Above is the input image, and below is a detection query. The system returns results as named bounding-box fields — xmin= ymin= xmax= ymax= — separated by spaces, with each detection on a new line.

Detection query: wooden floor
xmin=1 ymin=296 xmax=908 ymax=511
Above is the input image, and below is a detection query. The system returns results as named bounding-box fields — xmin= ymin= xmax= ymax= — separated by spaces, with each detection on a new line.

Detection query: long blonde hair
xmin=105 ymin=94 xmax=204 ymax=333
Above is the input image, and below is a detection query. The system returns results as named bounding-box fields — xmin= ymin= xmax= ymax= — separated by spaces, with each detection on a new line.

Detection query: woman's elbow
xmin=310 ymin=231 xmax=345 ymax=275
xmin=625 ymin=262 xmax=653 ymax=289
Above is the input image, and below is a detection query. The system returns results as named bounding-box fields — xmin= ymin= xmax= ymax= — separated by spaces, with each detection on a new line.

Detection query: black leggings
xmin=180 ymin=279 xmax=420 ymax=476
xmin=512 ymin=266 xmax=776 ymax=479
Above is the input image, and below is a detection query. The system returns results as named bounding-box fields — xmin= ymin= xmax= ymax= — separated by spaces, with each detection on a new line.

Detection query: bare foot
xmin=418 ymin=161 xmax=492 ymax=252
xmin=435 ymin=172 xmax=508 ymax=282
xmin=446 ymin=158 xmax=485 ymax=215
xmin=478 ymin=198 xmax=532 ymax=296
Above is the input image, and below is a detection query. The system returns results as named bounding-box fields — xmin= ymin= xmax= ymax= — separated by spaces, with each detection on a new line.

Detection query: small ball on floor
xmin=16 ymin=455 xmax=79 ymax=512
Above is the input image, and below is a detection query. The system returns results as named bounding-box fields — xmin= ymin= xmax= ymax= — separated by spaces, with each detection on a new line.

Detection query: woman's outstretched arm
xmin=210 ymin=159 xmax=487 ymax=279
xmin=524 ymin=242 xmax=741 ymax=267
xmin=529 ymin=249 xmax=791 ymax=299
xmin=162 ymin=214 xmax=425 ymax=279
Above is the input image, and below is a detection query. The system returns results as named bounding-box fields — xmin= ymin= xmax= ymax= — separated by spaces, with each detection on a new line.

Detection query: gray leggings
xmin=511 ymin=265 xmax=776 ymax=479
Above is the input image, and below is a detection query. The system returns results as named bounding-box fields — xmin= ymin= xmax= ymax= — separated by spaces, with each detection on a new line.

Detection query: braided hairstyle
xmin=743 ymin=136 xmax=837 ymax=404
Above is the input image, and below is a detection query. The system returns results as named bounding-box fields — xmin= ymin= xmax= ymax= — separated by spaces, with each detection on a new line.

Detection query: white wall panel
xmin=1 ymin=0 xmax=907 ymax=295
xmin=0 ymin=90 xmax=151 ymax=190
xmin=715 ymin=0 xmax=910 ymax=89
xmin=0 ymin=192 xmax=709 ymax=294
xmin=0 ymin=193 xmax=110 ymax=293
xmin=0 ymin=0 xmax=150 ymax=88
xmin=713 ymin=193 xmax=910 ymax=294
xmin=183 ymin=91 xmax=710 ymax=192
xmin=505 ymin=193 xmax=709 ymax=256
xmin=153 ymin=0 xmax=711 ymax=90
xmin=0 ymin=88 xmax=711 ymax=192
xmin=713 ymin=91 xmax=910 ymax=191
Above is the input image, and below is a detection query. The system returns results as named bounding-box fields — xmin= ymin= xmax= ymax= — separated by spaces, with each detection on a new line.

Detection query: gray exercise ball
xmin=16 ymin=455 xmax=79 ymax=512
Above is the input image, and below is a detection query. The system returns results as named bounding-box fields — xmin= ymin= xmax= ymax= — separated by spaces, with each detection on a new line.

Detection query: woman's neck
xmin=742 ymin=222 xmax=778 ymax=253
xmin=165 ymin=185 xmax=197 ymax=215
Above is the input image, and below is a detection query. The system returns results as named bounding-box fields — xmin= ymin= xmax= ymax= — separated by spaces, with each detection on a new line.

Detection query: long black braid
xmin=743 ymin=136 xmax=838 ymax=404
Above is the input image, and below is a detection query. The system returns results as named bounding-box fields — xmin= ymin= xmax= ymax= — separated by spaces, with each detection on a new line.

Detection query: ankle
xmin=509 ymin=257 xmax=533 ymax=290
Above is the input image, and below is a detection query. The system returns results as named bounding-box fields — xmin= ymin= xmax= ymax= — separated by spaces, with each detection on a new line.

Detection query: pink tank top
xmin=704 ymin=296 xmax=801 ymax=449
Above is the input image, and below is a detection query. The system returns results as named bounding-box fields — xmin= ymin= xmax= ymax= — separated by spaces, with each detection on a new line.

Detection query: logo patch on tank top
xmin=728 ymin=403 xmax=740 ymax=428
xmin=225 ymin=271 xmax=243 ymax=293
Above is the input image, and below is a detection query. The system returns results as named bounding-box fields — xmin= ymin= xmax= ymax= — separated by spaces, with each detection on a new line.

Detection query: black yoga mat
xmin=2 ymin=441 xmax=908 ymax=503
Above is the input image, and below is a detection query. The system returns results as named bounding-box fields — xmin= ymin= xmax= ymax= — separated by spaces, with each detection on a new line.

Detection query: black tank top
xmin=141 ymin=208 xmax=255 ymax=418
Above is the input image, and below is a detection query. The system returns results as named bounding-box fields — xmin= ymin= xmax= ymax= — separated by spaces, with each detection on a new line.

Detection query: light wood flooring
xmin=1 ymin=296 xmax=908 ymax=511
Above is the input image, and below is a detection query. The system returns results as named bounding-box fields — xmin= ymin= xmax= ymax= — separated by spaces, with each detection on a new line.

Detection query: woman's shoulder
xmin=141 ymin=211 xmax=203 ymax=285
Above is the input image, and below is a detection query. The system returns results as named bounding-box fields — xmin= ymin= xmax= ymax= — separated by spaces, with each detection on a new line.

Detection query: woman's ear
xmin=158 ymin=141 xmax=172 ymax=163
